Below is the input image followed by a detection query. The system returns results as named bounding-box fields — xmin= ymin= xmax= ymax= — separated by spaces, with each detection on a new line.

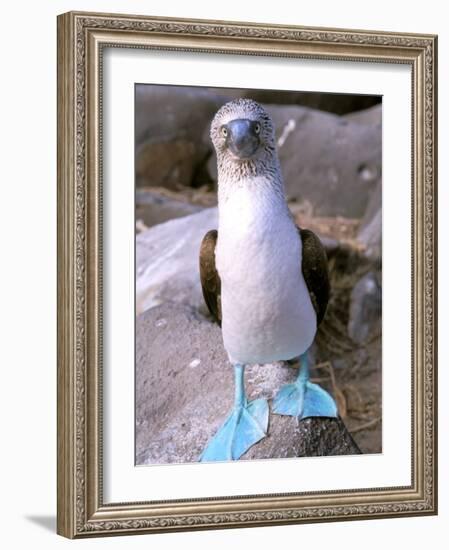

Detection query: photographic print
xmin=135 ymin=84 xmax=382 ymax=465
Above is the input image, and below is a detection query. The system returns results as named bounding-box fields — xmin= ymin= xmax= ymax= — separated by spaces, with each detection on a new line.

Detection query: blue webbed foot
xmin=200 ymin=363 xmax=269 ymax=462
xmin=273 ymin=353 xmax=337 ymax=420
xmin=200 ymin=397 xmax=269 ymax=462
xmin=273 ymin=380 xmax=337 ymax=418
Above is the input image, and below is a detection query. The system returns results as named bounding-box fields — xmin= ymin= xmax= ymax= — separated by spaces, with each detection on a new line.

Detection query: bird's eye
xmin=221 ymin=126 xmax=228 ymax=137
xmin=254 ymin=122 xmax=261 ymax=134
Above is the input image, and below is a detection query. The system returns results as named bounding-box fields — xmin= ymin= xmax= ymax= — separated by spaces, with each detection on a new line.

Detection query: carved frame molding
xmin=57 ymin=11 xmax=437 ymax=538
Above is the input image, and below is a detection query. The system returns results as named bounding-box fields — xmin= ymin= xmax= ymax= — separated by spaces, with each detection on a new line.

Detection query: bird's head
xmin=210 ymin=99 xmax=277 ymax=170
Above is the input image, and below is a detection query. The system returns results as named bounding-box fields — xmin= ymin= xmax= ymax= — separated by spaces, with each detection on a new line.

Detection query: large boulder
xmin=135 ymin=85 xmax=224 ymax=189
xmin=357 ymin=208 xmax=382 ymax=261
xmin=343 ymin=104 xmax=383 ymax=126
xmin=136 ymin=188 xmax=205 ymax=229
xmin=347 ymin=271 xmax=382 ymax=345
xmin=136 ymin=208 xmax=218 ymax=315
xmin=136 ymin=301 xmax=360 ymax=465
xmin=268 ymin=104 xmax=381 ymax=218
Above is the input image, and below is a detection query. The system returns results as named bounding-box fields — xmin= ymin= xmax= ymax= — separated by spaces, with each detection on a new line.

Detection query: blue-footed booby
xmin=199 ymin=98 xmax=337 ymax=462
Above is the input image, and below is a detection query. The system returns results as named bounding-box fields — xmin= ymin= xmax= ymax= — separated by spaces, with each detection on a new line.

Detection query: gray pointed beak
xmin=226 ymin=119 xmax=260 ymax=159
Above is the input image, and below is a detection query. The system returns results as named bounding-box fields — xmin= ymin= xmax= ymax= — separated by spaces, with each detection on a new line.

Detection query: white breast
xmin=216 ymin=177 xmax=317 ymax=365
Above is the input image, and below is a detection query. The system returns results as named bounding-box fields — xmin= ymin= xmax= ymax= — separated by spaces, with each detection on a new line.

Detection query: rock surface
xmin=136 ymin=188 xmax=205 ymax=229
xmin=135 ymin=86 xmax=224 ymax=189
xmin=348 ymin=272 xmax=382 ymax=345
xmin=358 ymin=208 xmax=382 ymax=261
xmin=269 ymin=104 xmax=381 ymax=218
xmin=136 ymin=302 xmax=360 ymax=465
xmin=136 ymin=208 xmax=218 ymax=315
xmin=344 ymin=104 xmax=383 ymax=126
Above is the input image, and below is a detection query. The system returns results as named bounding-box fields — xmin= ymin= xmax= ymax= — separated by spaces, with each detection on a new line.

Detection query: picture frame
xmin=57 ymin=10 xmax=438 ymax=538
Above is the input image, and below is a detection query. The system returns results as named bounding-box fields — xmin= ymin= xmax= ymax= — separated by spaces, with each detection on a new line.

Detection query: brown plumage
xmin=199 ymin=225 xmax=329 ymax=329
xmin=297 ymin=227 xmax=330 ymax=325
xmin=199 ymin=230 xmax=222 ymax=326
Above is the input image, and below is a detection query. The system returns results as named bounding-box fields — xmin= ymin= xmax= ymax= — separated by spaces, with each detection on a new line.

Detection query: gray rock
xmin=135 ymin=85 xmax=224 ymax=189
xmin=136 ymin=188 xmax=205 ymax=229
xmin=136 ymin=208 xmax=218 ymax=315
xmin=344 ymin=104 xmax=382 ymax=126
xmin=348 ymin=272 xmax=382 ymax=344
xmin=274 ymin=104 xmax=381 ymax=218
xmin=136 ymin=302 xmax=360 ymax=464
xmin=358 ymin=208 xmax=382 ymax=260
xmin=136 ymin=138 xmax=198 ymax=190
xmin=208 ymin=104 xmax=381 ymax=218
xmin=360 ymin=176 xmax=382 ymax=228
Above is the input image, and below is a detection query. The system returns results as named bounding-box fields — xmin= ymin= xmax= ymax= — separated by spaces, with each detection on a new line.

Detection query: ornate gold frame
xmin=57 ymin=11 xmax=438 ymax=538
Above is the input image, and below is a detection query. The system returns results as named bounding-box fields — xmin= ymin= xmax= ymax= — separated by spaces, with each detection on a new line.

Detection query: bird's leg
xmin=200 ymin=364 xmax=269 ymax=462
xmin=272 ymin=352 xmax=338 ymax=419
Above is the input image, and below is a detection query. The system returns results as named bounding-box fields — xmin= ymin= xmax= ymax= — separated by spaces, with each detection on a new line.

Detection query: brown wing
xmin=199 ymin=230 xmax=222 ymax=326
xmin=298 ymin=227 xmax=330 ymax=326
